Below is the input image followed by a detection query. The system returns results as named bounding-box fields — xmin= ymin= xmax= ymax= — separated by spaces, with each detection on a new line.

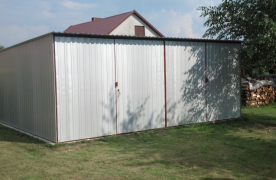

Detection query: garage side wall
xmin=0 ymin=34 xmax=56 ymax=142
xmin=54 ymin=37 xmax=116 ymax=142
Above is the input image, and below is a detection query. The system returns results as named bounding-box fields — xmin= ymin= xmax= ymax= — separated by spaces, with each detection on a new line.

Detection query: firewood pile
xmin=241 ymin=77 xmax=276 ymax=106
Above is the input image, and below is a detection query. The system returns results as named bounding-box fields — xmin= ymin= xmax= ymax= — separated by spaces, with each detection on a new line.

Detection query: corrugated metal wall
xmin=206 ymin=43 xmax=241 ymax=121
xmin=0 ymin=34 xmax=56 ymax=142
xmin=55 ymin=37 xmax=116 ymax=142
xmin=165 ymin=41 xmax=206 ymax=126
xmin=0 ymin=32 xmax=241 ymax=143
xmin=115 ymin=39 xmax=165 ymax=133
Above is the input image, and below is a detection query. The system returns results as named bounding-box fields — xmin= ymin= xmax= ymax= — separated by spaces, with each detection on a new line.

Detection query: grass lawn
xmin=0 ymin=104 xmax=276 ymax=180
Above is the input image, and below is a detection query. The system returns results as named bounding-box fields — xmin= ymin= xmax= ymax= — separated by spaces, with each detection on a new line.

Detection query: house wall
xmin=110 ymin=14 xmax=161 ymax=37
xmin=0 ymin=34 xmax=56 ymax=142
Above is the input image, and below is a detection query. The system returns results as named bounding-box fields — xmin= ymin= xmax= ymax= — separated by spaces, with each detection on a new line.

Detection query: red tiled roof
xmin=64 ymin=10 xmax=164 ymax=37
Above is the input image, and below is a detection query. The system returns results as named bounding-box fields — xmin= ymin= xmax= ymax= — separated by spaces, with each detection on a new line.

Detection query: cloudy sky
xmin=0 ymin=0 xmax=221 ymax=47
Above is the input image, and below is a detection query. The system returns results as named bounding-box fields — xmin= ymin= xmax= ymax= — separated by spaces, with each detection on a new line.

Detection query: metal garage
xmin=0 ymin=32 xmax=241 ymax=143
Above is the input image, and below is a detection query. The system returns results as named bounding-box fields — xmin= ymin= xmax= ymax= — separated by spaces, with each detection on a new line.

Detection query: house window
xmin=135 ymin=26 xmax=145 ymax=36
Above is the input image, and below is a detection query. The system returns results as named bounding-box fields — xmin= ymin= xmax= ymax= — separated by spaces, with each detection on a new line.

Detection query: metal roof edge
xmin=0 ymin=32 xmax=241 ymax=53
xmin=53 ymin=32 xmax=242 ymax=43
xmin=0 ymin=32 xmax=55 ymax=53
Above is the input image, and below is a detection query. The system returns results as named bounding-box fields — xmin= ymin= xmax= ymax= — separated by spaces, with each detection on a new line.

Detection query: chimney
xmin=92 ymin=17 xmax=102 ymax=21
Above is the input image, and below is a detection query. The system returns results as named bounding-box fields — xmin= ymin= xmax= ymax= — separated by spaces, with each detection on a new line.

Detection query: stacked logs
xmin=241 ymin=84 xmax=276 ymax=106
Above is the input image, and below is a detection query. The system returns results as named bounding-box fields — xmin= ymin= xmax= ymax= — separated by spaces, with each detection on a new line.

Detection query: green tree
xmin=0 ymin=45 xmax=4 ymax=51
xmin=198 ymin=0 xmax=276 ymax=75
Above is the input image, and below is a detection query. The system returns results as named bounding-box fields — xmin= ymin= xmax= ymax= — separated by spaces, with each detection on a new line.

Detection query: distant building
xmin=64 ymin=10 xmax=164 ymax=37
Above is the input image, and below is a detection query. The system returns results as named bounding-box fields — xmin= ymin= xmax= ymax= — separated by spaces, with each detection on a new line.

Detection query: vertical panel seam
xmin=163 ymin=41 xmax=167 ymax=128
xmin=114 ymin=39 xmax=118 ymax=134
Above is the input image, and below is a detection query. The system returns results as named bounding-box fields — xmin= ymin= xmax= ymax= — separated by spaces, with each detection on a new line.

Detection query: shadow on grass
xmin=0 ymin=124 xmax=45 ymax=144
xmin=104 ymin=110 xmax=276 ymax=179
xmin=0 ymin=106 xmax=276 ymax=179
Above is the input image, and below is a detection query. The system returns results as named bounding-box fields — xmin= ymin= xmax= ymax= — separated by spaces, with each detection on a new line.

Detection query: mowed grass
xmin=0 ymin=104 xmax=276 ymax=180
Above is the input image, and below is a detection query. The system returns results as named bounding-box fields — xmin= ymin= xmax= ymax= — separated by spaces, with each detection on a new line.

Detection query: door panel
xmin=165 ymin=41 xmax=206 ymax=126
xmin=115 ymin=39 xmax=165 ymax=133
xmin=206 ymin=43 xmax=241 ymax=121
xmin=55 ymin=37 xmax=116 ymax=142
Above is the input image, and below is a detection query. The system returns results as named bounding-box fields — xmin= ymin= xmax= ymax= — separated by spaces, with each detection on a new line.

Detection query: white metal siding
xmin=0 ymin=31 xmax=241 ymax=143
xmin=55 ymin=37 xmax=116 ymax=142
xmin=206 ymin=43 xmax=241 ymax=121
xmin=115 ymin=39 xmax=165 ymax=133
xmin=166 ymin=41 xmax=206 ymax=126
xmin=0 ymin=35 xmax=56 ymax=142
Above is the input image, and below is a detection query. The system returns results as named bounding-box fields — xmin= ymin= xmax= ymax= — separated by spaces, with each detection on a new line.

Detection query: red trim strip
xmin=164 ymin=41 xmax=167 ymax=128
xmin=53 ymin=35 xmax=59 ymax=143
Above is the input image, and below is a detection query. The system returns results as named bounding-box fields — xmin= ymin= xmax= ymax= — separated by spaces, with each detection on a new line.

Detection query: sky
xmin=0 ymin=0 xmax=222 ymax=48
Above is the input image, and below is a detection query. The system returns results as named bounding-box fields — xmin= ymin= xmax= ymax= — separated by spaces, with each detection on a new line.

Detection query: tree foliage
xmin=198 ymin=0 xmax=276 ymax=75
xmin=0 ymin=45 xmax=4 ymax=51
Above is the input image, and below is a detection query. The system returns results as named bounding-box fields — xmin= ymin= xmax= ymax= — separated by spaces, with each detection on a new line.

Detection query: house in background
xmin=64 ymin=10 xmax=164 ymax=37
